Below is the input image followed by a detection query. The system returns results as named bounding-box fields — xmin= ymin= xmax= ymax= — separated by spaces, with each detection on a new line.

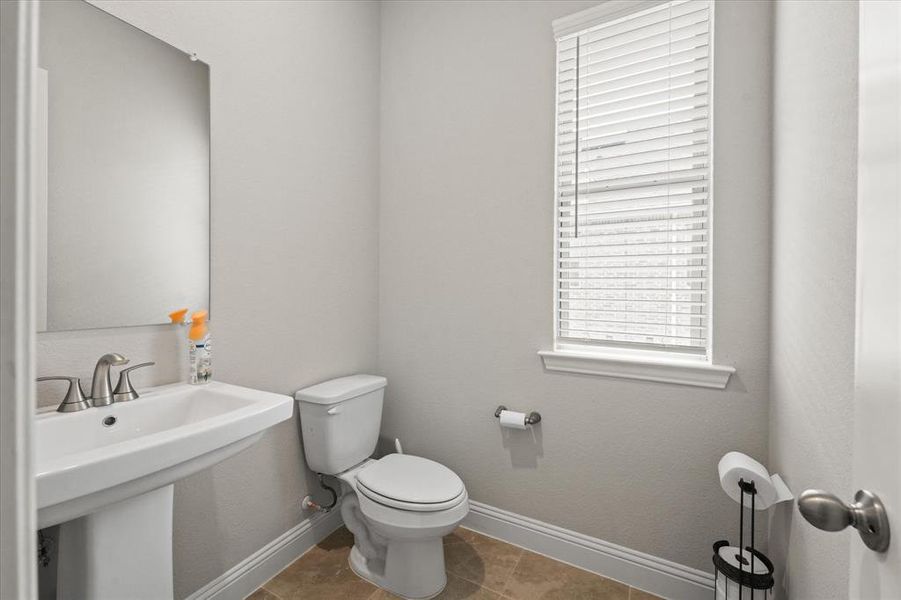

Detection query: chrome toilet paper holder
xmin=494 ymin=405 xmax=541 ymax=425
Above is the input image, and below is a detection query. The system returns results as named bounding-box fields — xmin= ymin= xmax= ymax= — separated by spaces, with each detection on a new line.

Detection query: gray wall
xmin=378 ymin=0 xmax=772 ymax=572
xmin=35 ymin=1 xmax=380 ymax=597
xmin=768 ymin=1 xmax=859 ymax=598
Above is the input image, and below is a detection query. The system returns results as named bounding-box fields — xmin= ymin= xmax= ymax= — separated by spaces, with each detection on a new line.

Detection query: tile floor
xmin=248 ymin=526 xmax=663 ymax=600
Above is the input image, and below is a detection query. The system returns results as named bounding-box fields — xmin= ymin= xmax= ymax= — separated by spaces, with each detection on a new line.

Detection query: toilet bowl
xmin=337 ymin=455 xmax=469 ymax=598
xmin=295 ymin=375 xmax=469 ymax=599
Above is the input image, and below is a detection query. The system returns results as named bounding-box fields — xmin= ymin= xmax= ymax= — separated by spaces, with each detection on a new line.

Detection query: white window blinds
xmin=554 ymin=0 xmax=712 ymax=355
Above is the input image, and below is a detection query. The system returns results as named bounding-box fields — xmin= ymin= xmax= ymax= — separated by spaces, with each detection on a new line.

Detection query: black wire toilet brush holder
xmin=712 ymin=479 xmax=775 ymax=600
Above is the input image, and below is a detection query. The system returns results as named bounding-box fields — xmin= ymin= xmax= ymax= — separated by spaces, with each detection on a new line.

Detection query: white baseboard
xmin=183 ymin=499 xmax=713 ymax=600
xmin=185 ymin=509 xmax=344 ymax=600
xmin=462 ymin=501 xmax=715 ymax=600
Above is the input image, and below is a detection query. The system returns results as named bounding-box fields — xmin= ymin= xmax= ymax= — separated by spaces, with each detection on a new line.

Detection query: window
xmin=541 ymin=0 xmax=732 ymax=387
xmin=554 ymin=0 xmax=712 ymax=357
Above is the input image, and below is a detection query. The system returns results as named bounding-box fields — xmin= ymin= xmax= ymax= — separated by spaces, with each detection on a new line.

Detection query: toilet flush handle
xmin=327 ymin=406 xmax=341 ymax=415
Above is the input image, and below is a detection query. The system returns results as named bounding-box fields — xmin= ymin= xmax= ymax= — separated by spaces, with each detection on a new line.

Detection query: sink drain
xmin=102 ymin=416 xmax=117 ymax=427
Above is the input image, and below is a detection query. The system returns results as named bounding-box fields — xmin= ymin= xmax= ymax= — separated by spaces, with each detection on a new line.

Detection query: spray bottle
xmin=188 ymin=310 xmax=212 ymax=384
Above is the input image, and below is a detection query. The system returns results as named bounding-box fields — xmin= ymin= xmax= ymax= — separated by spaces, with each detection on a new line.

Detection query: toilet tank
xmin=295 ymin=374 xmax=387 ymax=475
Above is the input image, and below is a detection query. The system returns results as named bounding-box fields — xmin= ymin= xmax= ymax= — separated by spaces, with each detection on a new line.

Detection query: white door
xmin=851 ymin=1 xmax=900 ymax=597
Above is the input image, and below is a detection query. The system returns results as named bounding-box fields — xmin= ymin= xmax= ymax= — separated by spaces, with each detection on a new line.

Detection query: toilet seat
xmin=356 ymin=454 xmax=465 ymax=512
xmin=357 ymin=483 xmax=467 ymax=512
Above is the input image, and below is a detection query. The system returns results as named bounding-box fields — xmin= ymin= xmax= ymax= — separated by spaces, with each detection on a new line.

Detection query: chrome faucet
xmin=90 ymin=353 xmax=129 ymax=407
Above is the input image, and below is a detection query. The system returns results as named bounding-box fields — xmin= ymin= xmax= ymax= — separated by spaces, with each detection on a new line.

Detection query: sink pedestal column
xmin=58 ymin=484 xmax=174 ymax=600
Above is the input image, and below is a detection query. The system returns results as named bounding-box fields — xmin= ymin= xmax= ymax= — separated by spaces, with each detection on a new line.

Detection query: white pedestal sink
xmin=36 ymin=381 xmax=293 ymax=599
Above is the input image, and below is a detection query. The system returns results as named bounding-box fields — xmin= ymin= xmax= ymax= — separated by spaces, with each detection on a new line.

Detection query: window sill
xmin=537 ymin=349 xmax=735 ymax=389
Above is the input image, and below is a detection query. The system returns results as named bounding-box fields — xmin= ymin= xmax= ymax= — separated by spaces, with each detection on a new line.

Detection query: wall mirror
xmin=37 ymin=0 xmax=210 ymax=332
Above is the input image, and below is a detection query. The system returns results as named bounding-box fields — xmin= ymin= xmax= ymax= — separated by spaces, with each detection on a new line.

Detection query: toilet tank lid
xmin=294 ymin=374 xmax=387 ymax=405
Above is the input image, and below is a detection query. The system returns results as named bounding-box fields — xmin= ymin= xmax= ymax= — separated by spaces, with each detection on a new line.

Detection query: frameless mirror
xmin=37 ymin=0 xmax=210 ymax=332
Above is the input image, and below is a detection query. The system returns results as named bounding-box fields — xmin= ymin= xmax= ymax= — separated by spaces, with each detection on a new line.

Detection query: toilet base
xmin=348 ymin=542 xmax=447 ymax=600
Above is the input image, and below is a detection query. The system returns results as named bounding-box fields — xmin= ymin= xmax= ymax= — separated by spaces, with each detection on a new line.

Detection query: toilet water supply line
xmin=301 ymin=474 xmax=339 ymax=513
xmin=301 ymin=438 xmax=405 ymax=513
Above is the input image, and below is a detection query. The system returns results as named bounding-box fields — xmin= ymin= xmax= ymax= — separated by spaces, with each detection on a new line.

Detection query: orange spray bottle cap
xmin=169 ymin=308 xmax=189 ymax=324
xmin=188 ymin=310 xmax=208 ymax=341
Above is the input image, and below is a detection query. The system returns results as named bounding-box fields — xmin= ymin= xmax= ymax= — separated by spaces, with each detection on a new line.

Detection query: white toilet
xmin=296 ymin=374 xmax=469 ymax=599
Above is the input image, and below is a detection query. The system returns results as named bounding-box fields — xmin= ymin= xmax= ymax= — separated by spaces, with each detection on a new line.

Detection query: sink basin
xmin=35 ymin=381 xmax=293 ymax=599
xmin=37 ymin=380 xmax=292 ymax=527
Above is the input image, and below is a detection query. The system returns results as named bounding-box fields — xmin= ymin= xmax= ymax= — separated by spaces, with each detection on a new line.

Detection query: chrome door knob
xmin=798 ymin=490 xmax=855 ymax=531
xmin=798 ymin=489 xmax=890 ymax=552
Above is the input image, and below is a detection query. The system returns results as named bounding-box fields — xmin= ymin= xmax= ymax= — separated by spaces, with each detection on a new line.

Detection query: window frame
xmin=541 ymin=0 xmax=734 ymax=388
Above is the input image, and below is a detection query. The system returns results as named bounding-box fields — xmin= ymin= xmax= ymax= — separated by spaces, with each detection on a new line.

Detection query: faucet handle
xmin=37 ymin=376 xmax=90 ymax=413
xmin=112 ymin=362 xmax=155 ymax=402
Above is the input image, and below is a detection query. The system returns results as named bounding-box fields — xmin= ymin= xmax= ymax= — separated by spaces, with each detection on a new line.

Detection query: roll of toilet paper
xmin=714 ymin=546 xmax=770 ymax=600
xmin=499 ymin=410 xmax=528 ymax=430
xmin=718 ymin=451 xmax=778 ymax=509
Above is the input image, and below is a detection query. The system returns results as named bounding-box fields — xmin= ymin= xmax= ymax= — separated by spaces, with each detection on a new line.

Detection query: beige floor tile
xmin=246 ymin=588 xmax=280 ymax=600
xmin=367 ymin=587 xmax=397 ymax=599
xmin=444 ymin=527 xmax=486 ymax=546
xmin=260 ymin=561 xmax=308 ymax=599
xmin=317 ymin=526 xmax=356 ymax=550
xmin=253 ymin=526 xmax=631 ymax=600
xmin=502 ymin=551 xmax=629 ymax=600
xmin=262 ymin=527 xmax=369 ymax=599
xmin=367 ymin=573 xmax=502 ymax=600
xmin=628 ymin=588 xmax=663 ymax=600
xmin=435 ymin=574 xmax=504 ymax=599
xmin=556 ymin=568 xmax=630 ymax=600
xmin=291 ymin=530 xmax=376 ymax=600
xmin=444 ymin=530 xmax=524 ymax=593
xmin=500 ymin=550 xmax=573 ymax=599
xmin=288 ymin=567 xmax=376 ymax=600
xmin=367 ymin=589 xmax=392 ymax=598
